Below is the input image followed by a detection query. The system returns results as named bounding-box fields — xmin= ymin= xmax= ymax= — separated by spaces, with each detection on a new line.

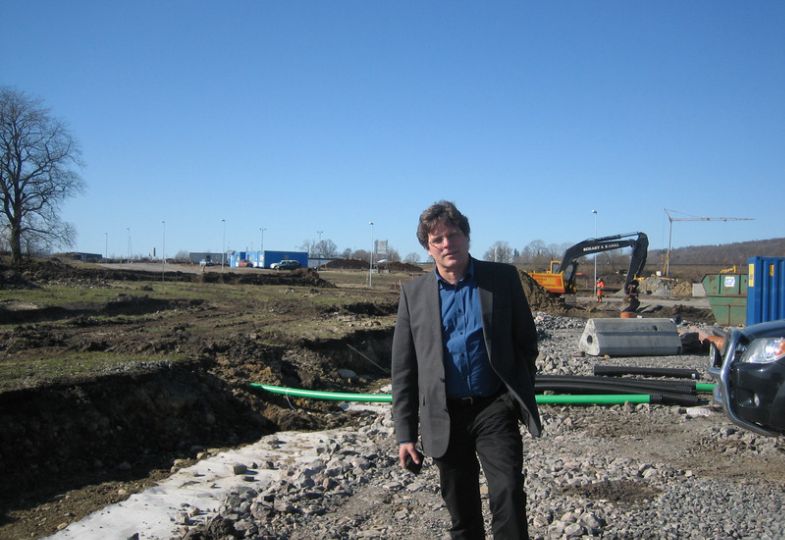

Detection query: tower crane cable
xmin=663 ymin=209 xmax=754 ymax=277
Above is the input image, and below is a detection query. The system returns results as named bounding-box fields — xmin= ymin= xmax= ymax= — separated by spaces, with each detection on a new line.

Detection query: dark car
xmin=708 ymin=319 xmax=785 ymax=436
xmin=271 ymin=259 xmax=301 ymax=270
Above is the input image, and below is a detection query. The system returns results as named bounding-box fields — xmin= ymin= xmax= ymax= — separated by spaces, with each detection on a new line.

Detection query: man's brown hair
xmin=416 ymin=200 xmax=471 ymax=249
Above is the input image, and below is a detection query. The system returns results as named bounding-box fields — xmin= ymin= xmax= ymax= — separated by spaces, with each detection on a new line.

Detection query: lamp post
xmin=368 ymin=221 xmax=374 ymax=288
xmin=127 ymin=227 xmax=131 ymax=262
xmin=221 ymin=219 xmax=226 ymax=271
xmin=259 ymin=227 xmax=266 ymax=268
xmin=592 ymin=210 xmax=598 ymax=295
xmin=104 ymin=232 xmax=108 ymax=260
xmin=161 ymin=220 xmax=166 ymax=282
xmin=316 ymin=230 xmax=323 ymax=266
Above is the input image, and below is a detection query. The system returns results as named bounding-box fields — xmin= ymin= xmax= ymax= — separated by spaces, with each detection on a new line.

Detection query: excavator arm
xmin=560 ymin=232 xmax=648 ymax=294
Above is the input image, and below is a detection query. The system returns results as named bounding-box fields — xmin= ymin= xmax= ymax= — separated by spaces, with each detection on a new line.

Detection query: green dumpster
xmin=702 ymin=273 xmax=747 ymax=326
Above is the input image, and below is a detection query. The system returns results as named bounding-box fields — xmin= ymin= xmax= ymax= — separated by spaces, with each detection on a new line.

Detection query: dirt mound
xmin=638 ymin=276 xmax=695 ymax=299
xmin=198 ymin=267 xmax=333 ymax=287
xmin=670 ymin=280 xmax=695 ymax=298
xmin=0 ymin=267 xmax=38 ymax=289
xmin=3 ymin=257 xmax=333 ymax=288
xmin=321 ymin=258 xmax=368 ymax=270
xmin=641 ymin=303 xmax=715 ymax=324
xmin=383 ymin=261 xmax=423 ymax=272
xmin=518 ymin=270 xmax=562 ymax=311
xmin=321 ymin=259 xmax=422 ymax=273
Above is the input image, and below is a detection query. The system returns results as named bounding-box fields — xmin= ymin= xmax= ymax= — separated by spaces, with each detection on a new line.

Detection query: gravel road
xmin=56 ymin=313 xmax=785 ymax=539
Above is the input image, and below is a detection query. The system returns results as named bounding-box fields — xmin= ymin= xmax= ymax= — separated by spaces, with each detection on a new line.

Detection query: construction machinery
xmin=529 ymin=232 xmax=649 ymax=296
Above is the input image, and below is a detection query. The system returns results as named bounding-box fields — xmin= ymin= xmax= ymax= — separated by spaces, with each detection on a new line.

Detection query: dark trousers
xmin=433 ymin=393 xmax=528 ymax=540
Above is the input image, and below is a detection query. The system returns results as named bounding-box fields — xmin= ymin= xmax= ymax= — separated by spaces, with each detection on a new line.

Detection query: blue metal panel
xmin=262 ymin=250 xmax=309 ymax=268
xmin=746 ymin=257 xmax=785 ymax=325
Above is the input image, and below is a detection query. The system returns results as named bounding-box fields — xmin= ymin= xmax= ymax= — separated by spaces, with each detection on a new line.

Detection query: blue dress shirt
xmin=437 ymin=261 xmax=502 ymax=399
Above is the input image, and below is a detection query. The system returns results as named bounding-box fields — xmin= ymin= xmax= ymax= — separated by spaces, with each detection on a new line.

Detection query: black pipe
xmin=593 ymin=365 xmax=701 ymax=380
xmin=535 ymin=381 xmax=701 ymax=406
xmin=537 ymin=375 xmax=697 ymax=395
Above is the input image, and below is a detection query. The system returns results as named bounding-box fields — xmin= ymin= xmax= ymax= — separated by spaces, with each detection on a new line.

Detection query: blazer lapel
xmin=425 ymin=271 xmax=443 ymax=341
xmin=418 ymin=271 xmax=445 ymax=370
xmin=474 ymin=260 xmax=495 ymax=359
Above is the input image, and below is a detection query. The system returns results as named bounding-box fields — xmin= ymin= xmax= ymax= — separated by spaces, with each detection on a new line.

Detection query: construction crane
xmin=664 ymin=209 xmax=754 ymax=277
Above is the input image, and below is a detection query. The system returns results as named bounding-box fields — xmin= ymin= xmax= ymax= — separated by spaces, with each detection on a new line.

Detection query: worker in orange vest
xmin=596 ymin=277 xmax=605 ymax=303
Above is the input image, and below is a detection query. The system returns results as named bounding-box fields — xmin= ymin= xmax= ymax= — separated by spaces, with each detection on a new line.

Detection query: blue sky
xmin=3 ymin=1 xmax=783 ymax=261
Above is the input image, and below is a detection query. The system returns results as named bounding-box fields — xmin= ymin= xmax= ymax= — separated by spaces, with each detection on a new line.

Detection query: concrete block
xmin=579 ymin=318 xmax=683 ymax=357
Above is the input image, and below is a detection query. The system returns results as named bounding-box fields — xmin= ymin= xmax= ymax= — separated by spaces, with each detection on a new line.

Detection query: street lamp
xmin=592 ymin=210 xmax=598 ymax=295
xmin=161 ymin=220 xmax=166 ymax=282
xmin=368 ymin=221 xmax=374 ymax=288
xmin=259 ymin=227 xmax=266 ymax=267
xmin=104 ymin=232 xmax=108 ymax=260
xmin=316 ymin=230 xmax=323 ymax=265
xmin=221 ymin=219 xmax=226 ymax=271
xmin=127 ymin=227 xmax=131 ymax=262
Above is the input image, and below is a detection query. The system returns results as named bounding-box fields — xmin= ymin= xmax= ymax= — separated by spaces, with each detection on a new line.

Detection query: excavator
xmin=529 ymin=232 xmax=649 ymax=296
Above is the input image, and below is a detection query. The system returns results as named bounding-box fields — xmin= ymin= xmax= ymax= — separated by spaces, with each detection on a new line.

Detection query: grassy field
xmin=0 ymin=266 xmax=410 ymax=392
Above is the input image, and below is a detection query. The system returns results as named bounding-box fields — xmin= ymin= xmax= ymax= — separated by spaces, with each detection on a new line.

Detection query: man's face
xmin=427 ymin=221 xmax=469 ymax=275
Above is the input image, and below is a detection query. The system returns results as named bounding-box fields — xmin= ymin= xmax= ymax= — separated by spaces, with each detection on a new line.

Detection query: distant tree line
xmin=298 ymin=237 xmax=423 ymax=264
xmin=479 ymin=237 xmax=785 ymax=278
xmin=650 ymin=238 xmax=785 ymax=267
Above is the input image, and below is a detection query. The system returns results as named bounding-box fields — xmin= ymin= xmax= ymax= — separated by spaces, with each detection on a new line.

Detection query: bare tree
xmin=520 ymin=240 xmax=547 ymax=266
xmin=0 ymin=88 xmax=84 ymax=265
xmin=352 ymin=248 xmax=370 ymax=261
xmin=404 ymin=252 xmax=420 ymax=264
xmin=299 ymin=239 xmax=315 ymax=256
xmin=315 ymin=238 xmax=338 ymax=258
xmin=301 ymin=238 xmax=338 ymax=259
xmin=483 ymin=241 xmax=514 ymax=263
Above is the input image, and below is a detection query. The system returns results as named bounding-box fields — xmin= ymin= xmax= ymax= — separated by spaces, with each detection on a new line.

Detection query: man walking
xmin=391 ymin=201 xmax=542 ymax=539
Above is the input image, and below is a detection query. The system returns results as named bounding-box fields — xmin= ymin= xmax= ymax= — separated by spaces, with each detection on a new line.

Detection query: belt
xmin=447 ymin=389 xmax=505 ymax=409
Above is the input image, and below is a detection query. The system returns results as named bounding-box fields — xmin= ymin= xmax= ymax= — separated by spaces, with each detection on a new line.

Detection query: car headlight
xmin=740 ymin=337 xmax=785 ymax=364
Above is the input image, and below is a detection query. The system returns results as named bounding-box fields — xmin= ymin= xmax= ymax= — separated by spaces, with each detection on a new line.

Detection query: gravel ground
xmin=170 ymin=313 xmax=785 ymax=539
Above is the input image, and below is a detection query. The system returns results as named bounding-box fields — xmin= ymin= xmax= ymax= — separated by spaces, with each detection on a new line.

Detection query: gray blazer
xmin=391 ymin=259 xmax=542 ymax=458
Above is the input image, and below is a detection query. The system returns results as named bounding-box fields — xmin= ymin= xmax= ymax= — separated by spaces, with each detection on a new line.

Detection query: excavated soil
xmin=0 ymin=259 xmax=715 ymax=539
xmin=0 ymin=259 xmax=394 ymax=539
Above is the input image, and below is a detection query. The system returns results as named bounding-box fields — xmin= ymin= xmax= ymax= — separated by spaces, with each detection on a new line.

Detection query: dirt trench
xmin=0 ymin=327 xmax=394 ymax=539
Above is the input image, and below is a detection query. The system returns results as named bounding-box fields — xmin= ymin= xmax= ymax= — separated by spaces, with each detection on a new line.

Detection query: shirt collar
xmin=434 ymin=258 xmax=475 ymax=287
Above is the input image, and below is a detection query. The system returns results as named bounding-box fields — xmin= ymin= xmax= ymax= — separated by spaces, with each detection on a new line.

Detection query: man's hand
xmin=399 ymin=442 xmax=423 ymax=473
xmin=398 ymin=442 xmax=419 ymax=468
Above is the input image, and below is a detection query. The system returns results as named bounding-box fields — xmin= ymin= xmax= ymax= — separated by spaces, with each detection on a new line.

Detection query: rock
xmin=173 ymin=313 xmax=785 ymax=540
xmin=337 ymin=368 xmax=358 ymax=380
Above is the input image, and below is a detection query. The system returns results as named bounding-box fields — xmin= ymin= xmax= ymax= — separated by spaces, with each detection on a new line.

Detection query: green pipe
xmin=251 ymin=383 xmax=654 ymax=405
xmin=696 ymin=383 xmax=716 ymax=394
xmin=251 ymin=383 xmax=392 ymax=403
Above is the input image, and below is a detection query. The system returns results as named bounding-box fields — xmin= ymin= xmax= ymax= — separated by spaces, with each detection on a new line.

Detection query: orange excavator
xmin=529 ymin=232 xmax=648 ymax=296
